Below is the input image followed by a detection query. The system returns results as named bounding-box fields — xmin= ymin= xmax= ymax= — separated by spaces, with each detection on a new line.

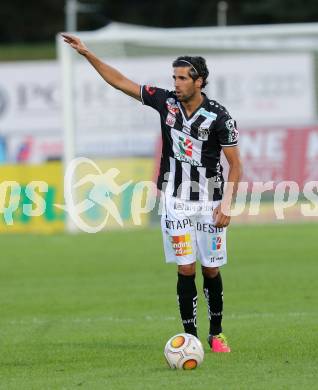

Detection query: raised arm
xmin=61 ymin=33 xmax=141 ymax=101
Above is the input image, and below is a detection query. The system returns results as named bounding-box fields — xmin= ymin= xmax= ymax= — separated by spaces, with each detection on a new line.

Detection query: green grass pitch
xmin=0 ymin=224 xmax=317 ymax=389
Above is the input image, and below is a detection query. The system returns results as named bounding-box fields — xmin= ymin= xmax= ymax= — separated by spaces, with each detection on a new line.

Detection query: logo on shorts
xmin=212 ymin=236 xmax=222 ymax=250
xmin=171 ymin=233 xmax=192 ymax=256
xmin=178 ymin=136 xmax=192 ymax=157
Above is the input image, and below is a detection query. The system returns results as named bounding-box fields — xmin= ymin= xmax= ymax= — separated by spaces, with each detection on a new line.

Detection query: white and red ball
xmin=164 ymin=333 xmax=204 ymax=370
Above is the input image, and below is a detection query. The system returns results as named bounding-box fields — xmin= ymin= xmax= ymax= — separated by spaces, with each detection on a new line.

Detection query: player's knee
xmin=201 ymin=266 xmax=219 ymax=278
xmin=178 ymin=263 xmax=196 ymax=276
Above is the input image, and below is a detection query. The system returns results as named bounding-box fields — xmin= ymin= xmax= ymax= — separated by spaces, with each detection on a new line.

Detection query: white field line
xmin=1 ymin=311 xmax=315 ymax=327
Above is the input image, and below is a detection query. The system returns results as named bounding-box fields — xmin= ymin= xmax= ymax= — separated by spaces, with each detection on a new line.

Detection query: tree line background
xmin=1 ymin=0 xmax=318 ymax=43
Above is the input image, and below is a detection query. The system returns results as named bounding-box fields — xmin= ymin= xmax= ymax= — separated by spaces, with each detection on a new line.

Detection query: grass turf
xmin=0 ymin=224 xmax=317 ymax=389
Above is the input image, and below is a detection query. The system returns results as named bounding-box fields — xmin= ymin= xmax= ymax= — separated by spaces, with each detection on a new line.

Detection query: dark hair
xmin=172 ymin=56 xmax=209 ymax=88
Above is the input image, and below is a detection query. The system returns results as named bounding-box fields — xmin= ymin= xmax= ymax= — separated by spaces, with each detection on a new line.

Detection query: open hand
xmin=61 ymin=33 xmax=88 ymax=56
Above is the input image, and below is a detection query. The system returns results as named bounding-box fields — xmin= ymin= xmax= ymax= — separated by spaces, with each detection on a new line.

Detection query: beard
xmin=177 ymin=90 xmax=195 ymax=102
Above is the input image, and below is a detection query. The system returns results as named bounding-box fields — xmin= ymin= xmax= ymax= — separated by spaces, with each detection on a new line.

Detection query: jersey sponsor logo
xmin=178 ymin=136 xmax=193 ymax=157
xmin=171 ymin=233 xmax=192 ymax=256
xmin=174 ymin=153 xmax=201 ymax=166
xmin=198 ymin=126 xmax=210 ymax=141
xmin=145 ymin=85 xmax=157 ymax=95
xmin=166 ymin=98 xmax=179 ymax=115
xmin=171 ymin=128 xmax=202 ymax=166
xmin=165 ymin=112 xmax=176 ymax=127
xmin=225 ymin=119 xmax=239 ymax=143
xmin=212 ymin=235 xmax=222 ymax=250
xmin=182 ymin=125 xmax=191 ymax=135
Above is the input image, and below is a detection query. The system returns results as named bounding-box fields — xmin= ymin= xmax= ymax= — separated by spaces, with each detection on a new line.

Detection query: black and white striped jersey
xmin=141 ymin=85 xmax=239 ymax=201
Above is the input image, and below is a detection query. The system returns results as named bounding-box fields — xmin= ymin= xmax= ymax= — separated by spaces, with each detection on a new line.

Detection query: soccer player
xmin=62 ymin=33 xmax=242 ymax=353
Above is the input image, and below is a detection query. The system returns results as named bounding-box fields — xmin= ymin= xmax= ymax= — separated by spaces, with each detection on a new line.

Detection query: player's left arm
xmin=213 ymin=146 xmax=242 ymax=228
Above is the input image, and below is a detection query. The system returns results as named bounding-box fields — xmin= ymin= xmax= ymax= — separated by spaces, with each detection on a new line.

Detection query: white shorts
xmin=161 ymin=194 xmax=227 ymax=268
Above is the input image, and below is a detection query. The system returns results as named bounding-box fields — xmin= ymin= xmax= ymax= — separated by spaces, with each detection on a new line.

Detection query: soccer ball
xmin=164 ymin=333 xmax=204 ymax=370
